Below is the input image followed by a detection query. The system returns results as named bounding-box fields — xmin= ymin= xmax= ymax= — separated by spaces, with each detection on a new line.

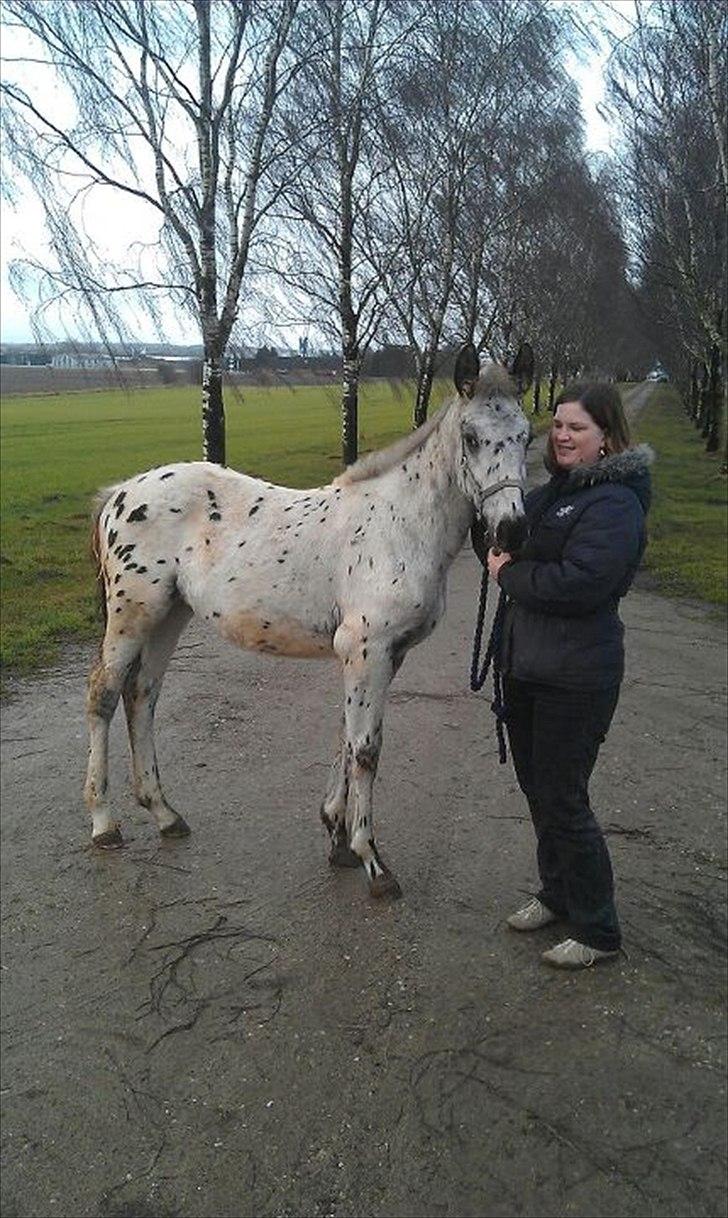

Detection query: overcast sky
xmin=0 ymin=5 xmax=622 ymax=347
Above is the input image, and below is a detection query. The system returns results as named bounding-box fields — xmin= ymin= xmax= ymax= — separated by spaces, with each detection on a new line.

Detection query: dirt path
xmin=2 ymin=386 xmax=726 ymax=1218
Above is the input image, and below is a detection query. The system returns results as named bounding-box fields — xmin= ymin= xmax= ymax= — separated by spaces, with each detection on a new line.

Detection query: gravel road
xmin=1 ymin=385 xmax=726 ymax=1218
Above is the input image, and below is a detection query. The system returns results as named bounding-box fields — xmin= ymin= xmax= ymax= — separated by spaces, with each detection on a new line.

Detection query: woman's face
xmin=552 ymin=400 xmax=605 ymax=468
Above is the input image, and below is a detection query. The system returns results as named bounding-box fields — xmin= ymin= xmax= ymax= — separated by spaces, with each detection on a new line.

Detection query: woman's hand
xmin=487 ymin=547 xmax=512 ymax=581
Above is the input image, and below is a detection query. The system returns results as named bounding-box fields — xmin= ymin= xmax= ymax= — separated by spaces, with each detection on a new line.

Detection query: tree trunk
xmin=694 ymin=362 xmax=705 ymax=427
xmin=698 ymin=360 xmax=710 ymax=435
xmin=202 ymin=355 xmax=225 ymax=465
xmin=341 ymin=350 xmax=360 ymax=467
xmin=548 ymin=360 xmax=559 ymax=412
xmin=705 ymin=343 xmax=721 ymax=453
xmin=701 ymin=365 xmax=713 ymax=440
xmin=689 ymin=362 xmax=699 ymax=419
xmin=413 ymin=347 xmax=436 ymax=429
xmin=532 ymin=367 xmax=541 ymax=414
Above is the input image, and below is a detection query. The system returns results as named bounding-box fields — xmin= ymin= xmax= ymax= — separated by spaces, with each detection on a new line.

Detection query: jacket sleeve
xmin=497 ymin=492 xmax=643 ymax=616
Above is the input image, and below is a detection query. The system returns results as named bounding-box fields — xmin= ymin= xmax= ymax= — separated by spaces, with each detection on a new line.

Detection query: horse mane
xmin=334 ymin=401 xmax=450 ymax=487
xmin=333 ymin=364 xmax=515 ymax=487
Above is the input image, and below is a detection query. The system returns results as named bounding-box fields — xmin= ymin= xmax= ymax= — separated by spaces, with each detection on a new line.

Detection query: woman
xmin=481 ymin=382 xmax=653 ymax=969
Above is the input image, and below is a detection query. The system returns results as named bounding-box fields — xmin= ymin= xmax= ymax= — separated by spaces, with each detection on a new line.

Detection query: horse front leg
xmin=321 ymin=720 xmax=360 ymax=868
xmin=335 ymin=628 xmax=401 ymax=899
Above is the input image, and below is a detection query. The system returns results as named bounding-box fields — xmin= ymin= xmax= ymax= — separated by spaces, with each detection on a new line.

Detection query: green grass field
xmin=1 ymin=377 xmax=724 ymax=678
xmin=632 ymin=385 xmax=727 ymax=606
xmin=0 ymin=379 xmax=430 ymax=674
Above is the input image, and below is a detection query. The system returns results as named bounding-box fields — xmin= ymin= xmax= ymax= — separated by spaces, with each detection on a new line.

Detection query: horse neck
xmin=431 ymin=406 xmax=473 ymax=538
xmin=387 ymin=403 xmax=472 ymax=548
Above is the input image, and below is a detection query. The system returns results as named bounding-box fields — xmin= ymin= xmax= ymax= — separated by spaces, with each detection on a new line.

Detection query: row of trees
xmin=604 ymin=0 xmax=727 ymax=459
xmin=0 ymin=0 xmax=676 ymax=465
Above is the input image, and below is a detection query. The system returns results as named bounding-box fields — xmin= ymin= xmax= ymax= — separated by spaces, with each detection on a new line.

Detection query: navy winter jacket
xmin=480 ymin=445 xmax=654 ymax=690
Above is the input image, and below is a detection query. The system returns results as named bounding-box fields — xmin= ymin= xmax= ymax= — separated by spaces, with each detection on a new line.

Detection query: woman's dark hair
xmin=545 ymin=381 xmax=631 ymax=472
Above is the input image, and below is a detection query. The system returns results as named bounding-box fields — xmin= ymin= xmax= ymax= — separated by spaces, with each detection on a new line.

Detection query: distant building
xmin=0 ymin=350 xmax=51 ymax=366
xmin=226 ymin=346 xmax=257 ymax=370
xmin=50 ymin=351 xmax=117 ymax=369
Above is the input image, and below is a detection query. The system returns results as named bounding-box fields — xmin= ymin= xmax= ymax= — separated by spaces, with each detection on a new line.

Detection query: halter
xmin=478 ymin=476 xmax=525 ymax=502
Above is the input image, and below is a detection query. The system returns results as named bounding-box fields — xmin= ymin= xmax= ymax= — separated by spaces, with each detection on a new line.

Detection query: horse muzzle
xmin=476 ymin=476 xmax=527 ymax=555
xmin=495 ymin=513 xmax=528 ymax=554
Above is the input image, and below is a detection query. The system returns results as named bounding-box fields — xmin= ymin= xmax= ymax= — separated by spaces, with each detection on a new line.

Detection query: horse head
xmin=454 ymin=343 xmax=529 ymax=554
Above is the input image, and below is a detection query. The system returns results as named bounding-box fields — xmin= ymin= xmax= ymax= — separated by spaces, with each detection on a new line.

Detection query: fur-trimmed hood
xmin=556 ymin=443 xmax=654 ymax=512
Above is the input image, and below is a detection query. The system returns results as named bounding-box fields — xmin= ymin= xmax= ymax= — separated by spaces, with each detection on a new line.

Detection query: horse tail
xmin=90 ymin=485 xmax=117 ymax=629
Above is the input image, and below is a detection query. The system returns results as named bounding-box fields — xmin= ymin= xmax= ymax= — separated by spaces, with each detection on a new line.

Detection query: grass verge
xmin=632 ymin=385 xmax=727 ymax=606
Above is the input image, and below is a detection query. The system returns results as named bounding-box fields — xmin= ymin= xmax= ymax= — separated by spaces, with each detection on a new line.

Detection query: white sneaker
xmin=507 ymin=897 xmax=558 ymax=932
xmin=542 ymin=938 xmax=619 ymax=969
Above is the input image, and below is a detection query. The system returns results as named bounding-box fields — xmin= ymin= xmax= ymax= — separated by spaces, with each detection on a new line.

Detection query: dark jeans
xmin=503 ymin=676 xmax=621 ymax=952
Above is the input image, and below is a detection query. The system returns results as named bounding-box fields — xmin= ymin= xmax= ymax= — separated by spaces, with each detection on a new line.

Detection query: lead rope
xmin=470 ymin=568 xmax=509 ymax=764
xmin=467 ymin=478 xmax=525 ymax=766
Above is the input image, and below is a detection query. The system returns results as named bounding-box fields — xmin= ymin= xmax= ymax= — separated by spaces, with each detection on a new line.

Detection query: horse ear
xmin=510 ymin=342 xmax=534 ymax=388
xmin=454 ymin=344 xmax=480 ymax=398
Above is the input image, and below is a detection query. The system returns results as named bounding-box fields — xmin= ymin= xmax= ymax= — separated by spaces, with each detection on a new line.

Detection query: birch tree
xmin=379 ymin=0 xmax=578 ymax=424
xmin=605 ymin=0 xmax=728 ymax=454
xmin=269 ymin=0 xmax=412 ymax=466
xmin=1 ymin=0 xmax=301 ymax=464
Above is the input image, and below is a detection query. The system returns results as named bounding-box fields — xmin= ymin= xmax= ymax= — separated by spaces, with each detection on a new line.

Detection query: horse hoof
xmin=369 ymin=872 xmax=403 ymax=900
xmin=160 ymin=816 xmax=191 ymax=839
xmin=329 ymin=842 xmax=362 ymax=869
xmin=92 ymin=826 xmax=124 ymax=850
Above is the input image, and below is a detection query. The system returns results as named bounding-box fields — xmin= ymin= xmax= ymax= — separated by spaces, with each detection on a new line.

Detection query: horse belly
xmin=217 ymin=609 xmax=334 ymax=659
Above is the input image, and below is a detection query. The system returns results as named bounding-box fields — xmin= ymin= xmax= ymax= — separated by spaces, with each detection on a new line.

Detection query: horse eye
xmin=464 ymin=431 xmax=480 ymax=452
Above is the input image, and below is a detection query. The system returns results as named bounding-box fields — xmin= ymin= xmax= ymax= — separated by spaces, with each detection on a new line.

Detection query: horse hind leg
xmin=122 ymin=600 xmax=193 ymax=838
xmin=85 ymin=630 xmax=147 ymax=848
